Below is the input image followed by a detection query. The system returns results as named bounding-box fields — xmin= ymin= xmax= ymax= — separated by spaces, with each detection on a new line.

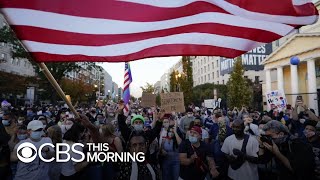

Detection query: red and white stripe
xmin=0 ymin=0 xmax=318 ymax=62
xmin=123 ymin=64 xmax=131 ymax=114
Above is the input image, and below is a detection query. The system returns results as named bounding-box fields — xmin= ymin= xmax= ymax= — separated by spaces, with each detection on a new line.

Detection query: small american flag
xmin=0 ymin=0 xmax=318 ymax=62
xmin=123 ymin=62 xmax=132 ymax=114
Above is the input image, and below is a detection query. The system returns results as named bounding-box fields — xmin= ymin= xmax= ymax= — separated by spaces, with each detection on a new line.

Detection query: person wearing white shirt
xmin=221 ymin=118 xmax=260 ymax=180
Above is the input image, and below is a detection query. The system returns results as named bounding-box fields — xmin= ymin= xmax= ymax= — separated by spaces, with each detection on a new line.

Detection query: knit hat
xmin=131 ymin=115 xmax=145 ymax=125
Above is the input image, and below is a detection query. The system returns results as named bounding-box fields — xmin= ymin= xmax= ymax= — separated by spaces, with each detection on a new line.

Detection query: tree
xmin=140 ymin=83 xmax=155 ymax=93
xmin=0 ymin=71 xmax=36 ymax=106
xmin=226 ymin=57 xmax=253 ymax=108
xmin=180 ymin=56 xmax=193 ymax=106
xmin=192 ymin=83 xmax=228 ymax=108
xmin=60 ymin=76 xmax=95 ymax=104
xmin=130 ymin=95 xmax=136 ymax=102
xmin=0 ymin=24 xmax=95 ymax=103
xmin=156 ymin=94 xmax=161 ymax=106
xmin=0 ymin=26 xmax=31 ymax=60
xmin=169 ymin=70 xmax=178 ymax=92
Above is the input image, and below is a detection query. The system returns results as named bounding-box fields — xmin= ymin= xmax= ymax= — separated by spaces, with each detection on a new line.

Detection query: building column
xmin=290 ymin=65 xmax=299 ymax=106
xmin=266 ymin=69 xmax=271 ymax=93
xmin=277 ymin=66 xmax=284 ymax=92
xmin=307 ymin=59 xmax=318 ymax=115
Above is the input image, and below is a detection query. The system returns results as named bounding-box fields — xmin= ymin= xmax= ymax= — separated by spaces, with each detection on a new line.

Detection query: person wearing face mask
xmin=59 ymin=120 xmax=74 ymax=136
xmin=95 ymin=113 xmax=106 ymax=126
xmin=160 ymin=125 xmax=182 ymax=180
xmin=2 ymin=113 xmax=17 ymax=138
xmin=221 ymin=118 xmax=260 ymax=180
xmin=26 ymin=108 xmax=35 ymax=120
xmin=303 ymin=120 xmax=320 ymax=179
xmin=179 ymin=108 xmax=195 ymax=138
xmin=8 ymin=125 xmax=28 ymax=179
xmin=259 ymin=120 xmax=315 ymax=180
xmin=188 ymin=118 xmax=210 ymax=144
xmin=117 ymin=105 xmax=163 ymax=151
xmin=60 ymin=122 xmax=89 ymax=180
xmin=159 ymin=118 xmax=171 ymax=147
xmin=8 ymin=125 xmax=28 ymax=151
xmin=11 ymin=120 xmax=55 ymax=180
xmin=179 ymin=126 xmax=219 ymax=180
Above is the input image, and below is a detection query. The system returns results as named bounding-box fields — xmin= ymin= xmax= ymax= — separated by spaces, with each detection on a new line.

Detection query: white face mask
xmin=163 ymin=123 xmax=169 ymax=129
xmin=65 ymin=124 xmax=73 ymax=130
xmin=259 ymin=129 xmax=265 ymax=135
xmin=299 ymin=119 xmax=306 ymax=124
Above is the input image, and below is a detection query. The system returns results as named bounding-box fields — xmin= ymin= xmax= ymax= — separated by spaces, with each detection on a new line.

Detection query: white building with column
xmin=262 ymin=33 xmax=320 ymax=115
xmin=262 ymin=0 xmax=320 ymax=114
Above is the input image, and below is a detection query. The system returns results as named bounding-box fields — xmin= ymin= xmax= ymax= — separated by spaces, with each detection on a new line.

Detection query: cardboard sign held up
xmin=160 ymin=92 xmax=185 ymax=113
xmin=266 ymin=90 xmax=287 ymax=111
xmin=141 ymin=93 xmax=156 ymax=107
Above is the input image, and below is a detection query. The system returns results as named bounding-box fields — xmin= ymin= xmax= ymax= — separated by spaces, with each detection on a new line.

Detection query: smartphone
xmin=260 ymin=135 xmax=273 ymax=145
xmin=296 ymin=96 xmax=303 ymax=101
xmin=296 ymin=96 xmax=303 ymax=105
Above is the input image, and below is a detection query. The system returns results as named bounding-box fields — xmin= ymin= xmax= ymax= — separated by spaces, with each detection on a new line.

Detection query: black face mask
xmin=233 ymin=129 xmax=244 ymax=138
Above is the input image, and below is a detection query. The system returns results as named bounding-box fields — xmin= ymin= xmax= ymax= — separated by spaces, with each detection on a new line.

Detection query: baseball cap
xmin=131 ymin=115 xmax=145 ymax=124
xmin=27 ymin=120 xmax=44 ymax=131
xmin=190 ymin=126 xmax=202 ymax=135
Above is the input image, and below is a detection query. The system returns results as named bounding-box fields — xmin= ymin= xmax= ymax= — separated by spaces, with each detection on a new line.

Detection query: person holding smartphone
xmin=259 ymin=120 xmax=315 ymax=180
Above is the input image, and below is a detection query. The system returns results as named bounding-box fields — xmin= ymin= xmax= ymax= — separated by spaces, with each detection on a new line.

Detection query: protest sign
xmin=160 ymin=92 xmax=185 ymax=113
xmin=266 ymin=90 xmax=287 ymax=111
xmin=204 ymin=98 xmax=222 ymax=109
xmin=141 ymin=93 xmax=156 ymax=107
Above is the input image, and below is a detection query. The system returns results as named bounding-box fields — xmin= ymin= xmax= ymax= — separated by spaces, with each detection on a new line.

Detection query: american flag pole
xmin=123 ymin=62 xmax=132 ymax=116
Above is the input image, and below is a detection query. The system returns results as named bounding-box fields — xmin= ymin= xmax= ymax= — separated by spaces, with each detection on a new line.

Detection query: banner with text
xmin=266 ymin=90 xmax=287 ymax=111
xmin=141 ymin=93 xmax=156 ymax=107
xmin=160 ymin=92 xmax=185 ymax=113
xmin=220 ymin=43 xmax=273 ymax=76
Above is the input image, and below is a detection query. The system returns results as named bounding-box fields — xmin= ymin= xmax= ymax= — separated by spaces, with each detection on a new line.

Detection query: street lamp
xmin=175 ymin=72 xmax=182 ymax=92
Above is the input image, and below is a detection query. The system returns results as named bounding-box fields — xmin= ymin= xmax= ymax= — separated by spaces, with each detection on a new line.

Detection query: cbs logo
xmin=17 ymin=142 xmax=38 ymax=163
xmin=17 ymin=142 xmax=55 ymax=163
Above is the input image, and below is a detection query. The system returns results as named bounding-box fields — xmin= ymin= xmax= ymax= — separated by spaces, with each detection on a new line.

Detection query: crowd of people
xmin=0 ymin=100 xmax=320 ymax=180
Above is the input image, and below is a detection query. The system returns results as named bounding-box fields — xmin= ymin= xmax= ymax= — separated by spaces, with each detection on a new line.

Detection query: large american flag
xmin=0 ymin=0 xmax=318 ymax=62
xmin=123 ymin=62 xmax=132 ymax=114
